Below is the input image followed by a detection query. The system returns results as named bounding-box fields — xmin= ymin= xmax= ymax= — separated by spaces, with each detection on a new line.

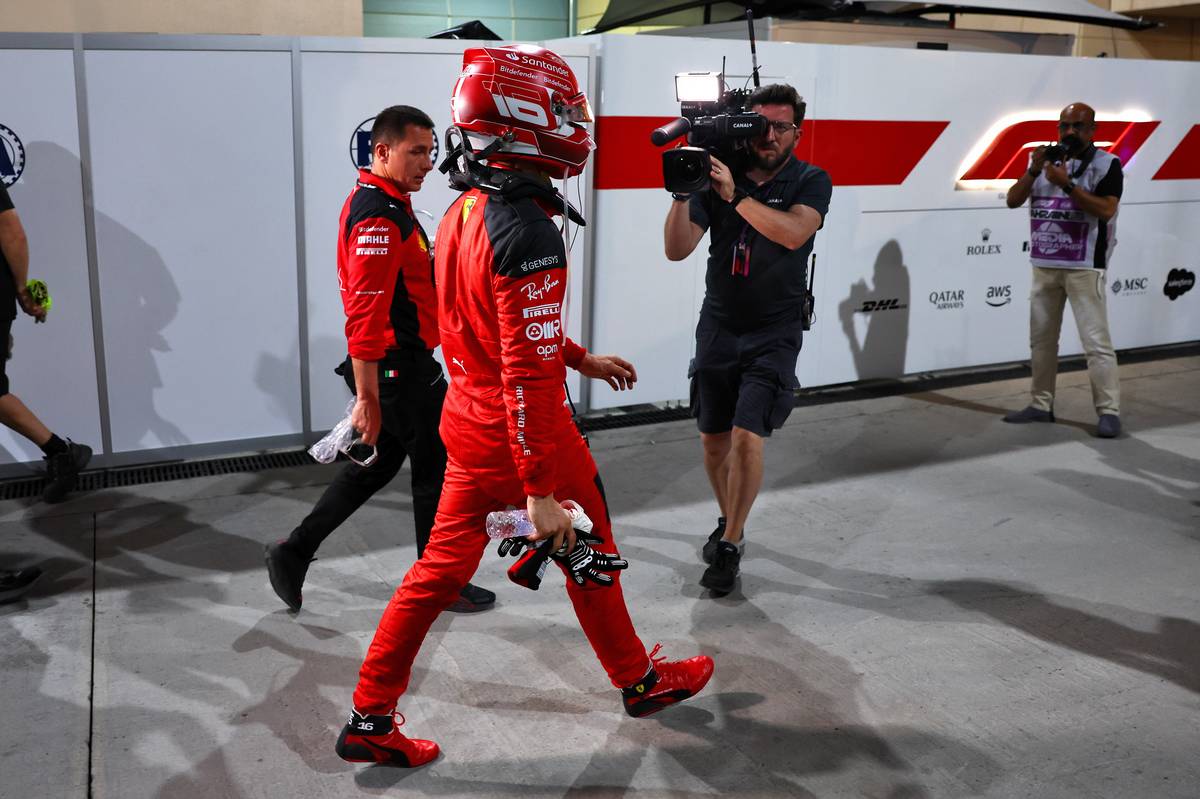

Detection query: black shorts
xmin=689 ymin=312 xmax=802 ymax=437
xmin=0 ymin=317 xmax=12 ymax=397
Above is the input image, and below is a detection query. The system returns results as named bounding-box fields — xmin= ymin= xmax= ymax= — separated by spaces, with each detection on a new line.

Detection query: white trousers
xmin=1028 ymin=267 xmax=1120 ymax=417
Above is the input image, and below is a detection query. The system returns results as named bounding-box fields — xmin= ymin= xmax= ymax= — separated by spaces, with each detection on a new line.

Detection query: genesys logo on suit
xmin=0 ymin=124 xmax=25 ymax=186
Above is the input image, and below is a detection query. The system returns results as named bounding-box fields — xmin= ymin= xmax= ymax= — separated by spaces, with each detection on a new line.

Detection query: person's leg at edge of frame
xmin=553 ymin=442 xmax=715 ymax=718
xmin=335 ymin=460 xmax=490 ymax=766
xmin=1029 ymin=267 xmax=1068 ymax=413
xmin=1066 ymin=269 xmax=1121 ymax=418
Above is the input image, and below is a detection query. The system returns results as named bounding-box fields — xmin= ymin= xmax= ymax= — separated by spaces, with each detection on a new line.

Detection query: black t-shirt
xmin=689 ymin=156 xmax=832 ymax=333
xmin=0 ymin=183 xmax=15 ymax=320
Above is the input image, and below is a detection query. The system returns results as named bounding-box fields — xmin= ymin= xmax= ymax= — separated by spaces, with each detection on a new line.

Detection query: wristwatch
xmin=730 ymin=188 xmax=749 ymax=209
xmin=1063 ymin=181 xmax=1077 ymax=195
xmin=670 ymin=192 xmax=690 ymax=202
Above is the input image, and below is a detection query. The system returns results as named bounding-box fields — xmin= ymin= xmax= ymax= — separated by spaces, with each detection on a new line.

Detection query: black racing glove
xmin=501 ymin=538 xmax=553 ymax=590
xmin=550 ymin=532 xmax=629 ymax=587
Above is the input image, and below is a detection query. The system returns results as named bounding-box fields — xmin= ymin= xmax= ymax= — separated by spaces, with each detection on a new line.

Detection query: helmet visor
xmin=556 ymin=92 xmax=593 ymax=124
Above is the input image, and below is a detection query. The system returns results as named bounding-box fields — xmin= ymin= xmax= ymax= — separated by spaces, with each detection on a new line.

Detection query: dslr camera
xmin=652 ymin=71 xmax=769 ymax=194
xmin=1042 ymin=144 xmax=1067 ymax=163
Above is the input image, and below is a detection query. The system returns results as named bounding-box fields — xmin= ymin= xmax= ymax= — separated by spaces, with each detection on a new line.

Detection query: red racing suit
xmin=352 ymin=177 xmax=651 ymax=713
xmin=338 ymin=169 xmax=439 ymax=358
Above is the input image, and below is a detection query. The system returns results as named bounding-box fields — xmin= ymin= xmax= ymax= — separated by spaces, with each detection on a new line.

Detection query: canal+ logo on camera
xmin=0 ymin=124 xmax=26 ymax=187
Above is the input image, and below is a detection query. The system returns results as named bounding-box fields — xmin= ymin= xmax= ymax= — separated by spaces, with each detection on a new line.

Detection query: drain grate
xmin=0 ymin=449 xmax=315 ymax=501
xmin=579 ymin=405 xmax=693 ymax=431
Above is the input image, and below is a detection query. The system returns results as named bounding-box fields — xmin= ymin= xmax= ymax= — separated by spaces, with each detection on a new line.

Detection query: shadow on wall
xmin=255 ymin=334 xmax=349 ymax=440
xmin=838 ymin=239 xmax=910 ymax=380
xmin=27 ymin=142 xmax=187 ymax=450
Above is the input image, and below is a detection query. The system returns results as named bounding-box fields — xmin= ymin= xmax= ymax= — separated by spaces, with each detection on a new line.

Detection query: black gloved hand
xmin=550 ymin=532 xmax=629 ymax=587
xmin=506 ymin=540 xmax=552 ymax=590
xmin=497 ymin=535 xmax=537 ymax=558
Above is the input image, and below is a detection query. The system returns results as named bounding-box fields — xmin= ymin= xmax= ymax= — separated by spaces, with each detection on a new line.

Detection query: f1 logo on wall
xmin=0 ymin=124 xmax=26 ymax=186
xmin=957 ymin=112 xmax=1159 ymax=189
xmin=350 ymin=117 xmax=438 ymax=170
xmin=1164 ymin=268 xmax=1195 ymax=300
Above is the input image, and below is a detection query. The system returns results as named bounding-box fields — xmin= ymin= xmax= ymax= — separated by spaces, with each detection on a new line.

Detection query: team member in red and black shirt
xmin=265 ymin=106 xmax=494 ymax=614
xmin=333 ymin=46 xmax=714 ymax=769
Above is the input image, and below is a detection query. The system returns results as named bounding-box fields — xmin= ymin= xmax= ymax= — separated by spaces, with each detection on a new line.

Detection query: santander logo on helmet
xmin=451 ymin=44 xmax=594 ymax=179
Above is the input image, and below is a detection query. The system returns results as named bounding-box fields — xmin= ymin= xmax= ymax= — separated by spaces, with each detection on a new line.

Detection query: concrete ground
xmin=2 ymin=356 xmax=1198 ymax=799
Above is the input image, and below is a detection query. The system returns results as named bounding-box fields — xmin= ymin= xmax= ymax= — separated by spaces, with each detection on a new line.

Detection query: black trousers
xmin=288 ymin=351 xmax=448 ymax=561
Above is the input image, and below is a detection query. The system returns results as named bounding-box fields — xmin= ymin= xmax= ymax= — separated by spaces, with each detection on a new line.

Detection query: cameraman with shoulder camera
xmin=663 ymin=83 xmax=831 ymax=595
xmin=1004 ymin=102 xmax=1123 ymax=439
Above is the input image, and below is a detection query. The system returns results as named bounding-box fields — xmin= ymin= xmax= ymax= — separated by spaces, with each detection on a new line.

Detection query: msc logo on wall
xmin=0 ymin=124 xmax=26 ymax=187
xmin=1111 ymin=277 xmax=1148 ymax=296
xmin=349 ymin=117 xmax=438 ymax=170
xmin=985 ymin=285 xmax=1012 ymax=307
xmin=1164 ymin=268 xmax=1195 ymax=300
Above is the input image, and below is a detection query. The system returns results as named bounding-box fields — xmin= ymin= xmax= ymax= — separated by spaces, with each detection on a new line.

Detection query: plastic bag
xmin=309 ymin=399 xmax=357 ymax=464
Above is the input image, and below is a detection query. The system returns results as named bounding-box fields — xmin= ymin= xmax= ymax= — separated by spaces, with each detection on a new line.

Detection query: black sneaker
xmin=701 ymin=517 xmax=727 ymax=564
xmin=0 ymin=567 xmax=43 ymax=604
xmin=700 ymin=541 xmax=741 ymax=594
xmin=446 ymin=582 xmax=496 ymax=613
xmin=264 ymin=540 xmax=313 ymax=612
xmin=42 ymin=441 xmax=92 ymax=504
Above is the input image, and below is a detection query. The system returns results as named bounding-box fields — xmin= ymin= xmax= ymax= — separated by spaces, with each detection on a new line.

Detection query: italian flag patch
xmin=383 ymin=369 xmax=399 ymax=378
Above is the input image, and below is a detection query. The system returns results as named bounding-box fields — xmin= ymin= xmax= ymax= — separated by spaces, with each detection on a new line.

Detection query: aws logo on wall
xmin=955 ymin=112 xmax=1200 ymax=189
xmin=349 ymin=117 xmax=438 ymax=170
xmin=0 ymin=124 xmax=25 ymax=187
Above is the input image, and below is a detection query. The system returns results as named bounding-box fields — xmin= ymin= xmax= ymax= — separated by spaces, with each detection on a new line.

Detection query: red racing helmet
xmin=451 ymin=44 xmax=595 ymax=179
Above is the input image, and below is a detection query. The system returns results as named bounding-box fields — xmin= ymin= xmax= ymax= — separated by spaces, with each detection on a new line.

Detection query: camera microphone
xmin=651 ymin=117 xmax=692 ymax=146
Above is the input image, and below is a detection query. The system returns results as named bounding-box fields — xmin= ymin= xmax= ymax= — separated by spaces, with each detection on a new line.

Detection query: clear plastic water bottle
xmin=485 ymin=509 xmax=536 ymax=539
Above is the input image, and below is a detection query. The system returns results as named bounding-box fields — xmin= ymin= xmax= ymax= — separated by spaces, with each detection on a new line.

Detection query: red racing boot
xmin=621 ymin=644 xmax=715 ymax=718
xmin=335 ymin=709 xmax=440 ymax=767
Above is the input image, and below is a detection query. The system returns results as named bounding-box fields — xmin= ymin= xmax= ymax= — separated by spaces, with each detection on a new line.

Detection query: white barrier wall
xmin=84 ymin=47 xmax=303 ymax=452
xmin=0 ymin=32 xmax=1196 ymax=470
xmin=584 ymin=34 xmax=1200 ymax=408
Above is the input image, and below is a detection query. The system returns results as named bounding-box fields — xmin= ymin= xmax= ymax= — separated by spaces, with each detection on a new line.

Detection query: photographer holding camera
xmin=1003 ymin=102 xmax=1123 ymax=439
xmin=663 ymin=83 xmax=831 ymax=594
